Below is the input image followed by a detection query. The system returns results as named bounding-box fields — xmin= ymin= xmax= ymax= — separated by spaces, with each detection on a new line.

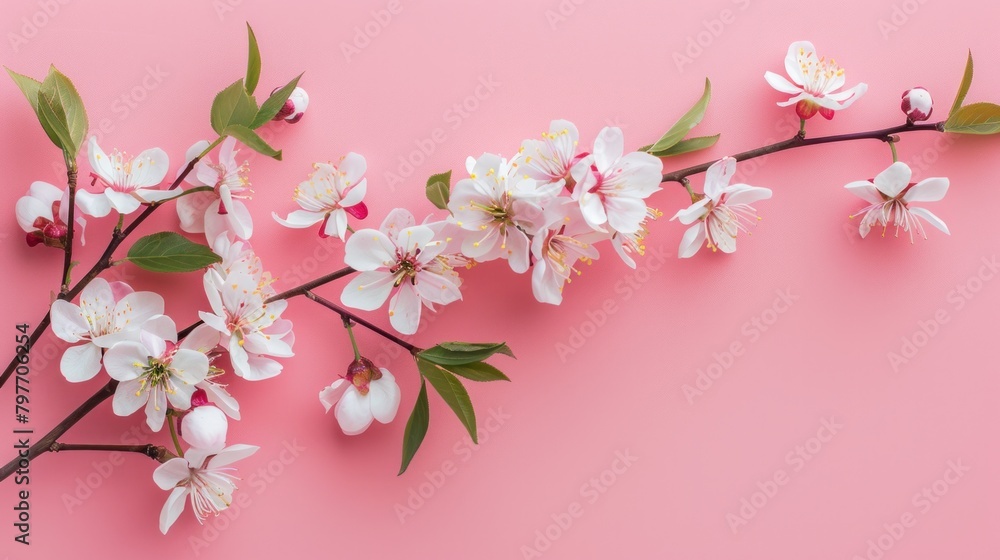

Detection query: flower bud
xmin=181 ymin=405 xmax=228 ymax=450
xmin=901 ymin=87 xmax=933 ymax=122
xmin=345 ymin=356 xmax=382 ymax=396
xmin=272 ymin=86 xmax=309 ymax=123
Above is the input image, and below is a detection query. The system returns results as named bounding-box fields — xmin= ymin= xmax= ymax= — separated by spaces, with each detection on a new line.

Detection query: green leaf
xmin=6 ymin=68 xmax=41 ymax=114
xmin=419 ymin=342 xmax=515 ymax=365
xmin=646 ymin=78 xmax=712 ymax=154
xmin=125 ymin=232 xmax=222 ymax=273
xmin=398 ymin=379 xmax=430 ymax=475
xmin=426 ymin=170 xmax=452 ymax=210
xmin=943 ymin=102 xmax=1000 ymax=134
xmin=416 ymin=358 xmax=477 ymax=443
xmin=210 ymin=79 xmax=258 ymax=135
xmin=950 ymin=50 xmax=974 ymax=117
xmin=245 ymin=23 xmax=262 ymax=95
xmin=446 ymin=361 xmax=510 ymax=383
xmin=38 ymin=66 xmax=89 ymax=156
xmin=648 ymin=134 xmax=720 ymax=157
xmin=224 ymin=124 xmax=282 ymax=159
xmin=251 ymin=73 xmax=302 ymax=129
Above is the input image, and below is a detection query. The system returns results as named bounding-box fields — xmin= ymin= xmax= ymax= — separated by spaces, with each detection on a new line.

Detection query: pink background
xmin=3 ymin=0 xmax=1000 ymax=558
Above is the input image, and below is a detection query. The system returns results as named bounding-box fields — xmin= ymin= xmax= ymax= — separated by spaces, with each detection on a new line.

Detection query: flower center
xmin=797 ymin=48 xmax=845 ymax=96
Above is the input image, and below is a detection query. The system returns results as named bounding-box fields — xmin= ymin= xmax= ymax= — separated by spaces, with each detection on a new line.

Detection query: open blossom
xmin=609 ymin=207 xmax=662 ymax=269
xmin=517 ymin=119 xmax=582 ymax=186
xmin=199 ymin=268 xmax=293 ymax=381
xmin=75 ymin=137 xmax=173 ymax=215
xmin=319 ymin=358 xmax=401 ymax=435
xmin=570 ymin=127 xmax=663 ymax=234
xmin=530 ymin=206 xmax=601 ymax=305
xmin=154 ymin=444 xmax=258 ymax=534
xmin=50 ymin=279 xmax=164 ymax=382
xmin=845 ymin=161 xmax=949 ymax=241
xmin=342 ymin=209 xmax=462 ymax=334
xmin=177 ymin=137 xmax=254 ymax=240
xmin=449 ymin=153 xmax=556 ymax=273
xmin=179 ymin=322 xmax=240 ymax=420
xmin=764 ymin=41 xmax=868 ymax=120
xmin=104 ymin=316 xmax=209 ymax=431
xmin=273 ymin=154 xmax=368 ymax=240
xmin=671 ymin=157 xmax=772 ymax=258
xmin=16 ymin=181 xmax=88 ymax=248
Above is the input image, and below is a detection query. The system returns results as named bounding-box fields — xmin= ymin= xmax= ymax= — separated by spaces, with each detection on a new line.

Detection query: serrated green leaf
xmin=35 ymin=84 xmax=73 ymax=155
xmin=224 ymin=124 xmax=281 ymax=159
xmin=416 ymin=358 xmax=477 ymax=443
xmin=648 ymin=134 xmax=720 ymax=157
xmin=647 ymin=78 xmax=712 ymax=154
xmin=426 ymin=170 xmax=452 ymax=210
xmin=446 ymin=361 xmax=510 ymax=383
xmin=251 ymin=73 xmax=302 ymax=129
xmin=245 ymin=24 xmax=262 ymax=95
xmin=41 ymin=66 xmax=88 ymax=155
xmin=125 ymin=232 xmax=222 ymax=273
xmin=398 ymin=379 xmax=429 ymax=475
xmin=210 ymin=79 xmax=258 ymax=135
xmin=944 ymin=102 xmax=1000 ymax=134
xmin=419 ymin=342 xmax=515 ymax=365
xmin=6 ymin=68 xmax=41 ymax=114
xmin=950 ymin=50 xmax=974 ymax=117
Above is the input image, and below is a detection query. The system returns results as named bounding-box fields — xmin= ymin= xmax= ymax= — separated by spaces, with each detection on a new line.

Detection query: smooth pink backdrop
xmin=2 ymin=1 xmax=1000 ymax=559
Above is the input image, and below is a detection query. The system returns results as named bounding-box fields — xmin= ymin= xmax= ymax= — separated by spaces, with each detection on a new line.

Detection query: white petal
xmin=105 ymin=189 xmax=142 ymax=214
xmin=909 ymin=207 xmax=950 ymax=235
xmin=504 ymin=228 xmax=531 ymax=274
xmin=334 ymin=387 xmax=374 ymax=435
xmin=60 ymin=343 xmax=104 ymax=382
xmin=339 ymin=152 xmax=368 ymax=187
xmin=874 ymin=162 xmax=912 ymax=198
xmin=903 ymin=177 xmax=949 ymax=203
xmin=578 ymin=192 xmax=608 ymax=230
xmin=531 ymin=260 xmax=563 ymax=305
xmin=50 ymin=300 xmax=89 ymax=343
xmin=369 ymin=370 xmax=401 ymax=423
xmin=15 ymin=196 xmax=50 ymax=232
xmin=343 ymin=229 xmax=396 ymax=271
xmin=226 ymin=200 xmax=254 ymax=239
xmin=341 ymin=271 xmax=395 ymax=311
xmin=159 ymin=487 xmax=188 ymax=534
xmin=104 ymin=342 xmax=148 ymax=381
xmin=176 ymin=192 xmax=213 ymax=233
xmin=671 ymin=197 xmax=711 ymax=225
xmin=208 ymin=444 xmax=259 ymax=469
xmin=593 ymin=127 xmax=624 ymax=172
xmin=153 ymin=458 xmax=191 ymax=489
xmin=844 ymin=181 xmax=883 ymax=205
xmin=678 ymin=224 xmax=706 ymax=258
xmin=388 ymin=283 xmax=421 ymax=335
xmin=319 ymin=379 xmax=349 ymax=413
xmin=339 ymin=178 xmax=367 ymax=208
xmin=724 ymin=186 xmax=773 ymax=206
xmin=704 ymin=157 xmax=736 ymax=200
xmin=604 ymin=196 xmax=648 ymax=234
xmin=130 ymin=148 xmax=170 ymax=188
xmin=395 ymin=225 xmax=435 ymax=255
xmin=88 ymin=137 xmax=116 ymax=181
xmin=180 ymin=324 xmax=221 ymax=353
xmin=764 ymin=71 xmax=803 ymax=95
xmin=113 ymin=379 xmax=149 ymax=416
xmin=273 ymin=209 xmax=324 ymax=229
xmin=784 ymin=41 xmax=815 ymax=86
xmin=170 ymin=349 xmax=209 ymax=384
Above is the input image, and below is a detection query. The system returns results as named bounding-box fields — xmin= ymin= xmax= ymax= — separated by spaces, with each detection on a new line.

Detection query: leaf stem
xmin=167 ymin=413 xmax=184 ymax=456
xmin=344 ymin=319 xmax=362 ymax=360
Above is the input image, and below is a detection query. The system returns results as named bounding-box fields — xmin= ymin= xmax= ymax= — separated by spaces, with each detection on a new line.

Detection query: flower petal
xmin=334 ymin=387 xmax=375 ymax=435
xmin=593 ymin=127 xmax=624 ymax=172
xmin=903 ymin=177 xmax=949 ymax=203
xmin=159 ymin=487 xmax=188 ymax=534
xmin=60 ymin=343 xmax=103 ymax=382
xmin=764 ymin=71 xmax=803 ymax=95
xmin=388 ymin=283 xmax=421 ymax=335
xmin=369 ymin=370 xmax=401 ymax=423
xmin=844 ymin=180 xmax=883 ymax=205
xmin=678 ymin=223 xmax=706 ymax=259
xmin=909 ymin=206 xmax=950 ymax=235
xmin=704 ymin=157 xmax=736 ymax=200
xmin=343 ymin=229 xmax=396 ymax=271
xmin=874 ymin=162 xmax=912 ymax=198
xmin=341 ymin=271 xmax=395 ymax=311
xmin=319 ymin=379 xmax=349 ymax=413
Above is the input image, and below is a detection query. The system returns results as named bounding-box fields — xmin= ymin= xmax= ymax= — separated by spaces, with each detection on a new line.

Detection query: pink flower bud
xmin=901 ymin=87 xmax=933 ymax=122
xmin=271 ymin=86 xmax=309 ymax=123
xmin=181 ymin=406 xmax=228 ymax=450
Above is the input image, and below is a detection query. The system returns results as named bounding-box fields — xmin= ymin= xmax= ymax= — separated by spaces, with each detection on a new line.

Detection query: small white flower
xmin=764 ymin=41 xmax=868 ymax=120
xmin=50 ymin=279 xmax=164 ymax=382
xmin=845 ymin=161 xmax=949 ymax=241
xmin=516 ymin=119 xmax=582 ymax=186
xmin=341 ymin=209 xmax=462 ymax=335
xmin=319 ymin=358 xmax=401 ymax=435
xmin=530 ymin=206 xmax=601 ymax=305
xmin=570 ymin=127 xmax=663 ymax=234
xmin=76 ymin=137 xmax=172 ymax=215
xmin=272 ymin=154 xmax=368 ymax=240
xmin=671 ymin=157 xmax=772 ymax=258
xmin=177 ymin=137 xmax=254 ymax=240
xmin=153 ymin=444 xmax=258 ymax=534
xmin=15 ymin=181 xmax=88 ymax=248
xmin=104 ymin=315 xmax=209 ymax=431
